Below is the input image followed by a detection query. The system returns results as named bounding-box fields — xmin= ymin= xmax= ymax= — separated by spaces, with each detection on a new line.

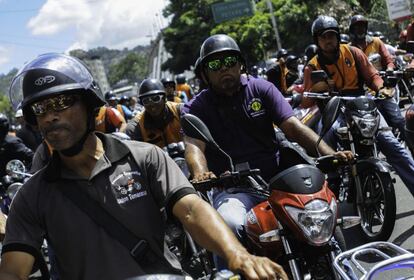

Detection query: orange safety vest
xmin=363 ymin=37 xmax=382 ymax=57
xmin=176 ymin=84 xmax=193 ymax=101
xmin=116 ymin=104 xmax=125 ymax=118
xmin=95 ymin=107 xmax=107 ymax=133
xmin=95 ymin=107 xmax=124 ymax=133
xmin=135 ymin=102 xmax=182 ymax=148
xmin=279 ymin=63 xmax=289 ymax=94
xmin=308 ymin=44 xmax=360 ymax=92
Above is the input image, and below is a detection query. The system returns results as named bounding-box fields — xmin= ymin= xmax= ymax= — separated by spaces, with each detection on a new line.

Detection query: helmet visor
xmin=9 ymin=53 xmax=95 ymax=110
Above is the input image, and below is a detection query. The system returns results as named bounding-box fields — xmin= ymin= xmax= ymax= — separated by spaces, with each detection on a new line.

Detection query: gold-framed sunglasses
xmin=31 ymin=94 xmax=78 ymax=116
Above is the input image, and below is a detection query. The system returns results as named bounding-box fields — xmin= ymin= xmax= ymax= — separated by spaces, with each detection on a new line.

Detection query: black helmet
xmin=276 ymin=49 xmax=288 ymax=59
xmin=340 ymin=33 xmax=350 ymax=44
xmin=175 ymin=74 xmax=186 ymax=84
xmin=9 ymin=53 xmax=105 ymax=126
xmin=285 ymin=55 xmax=299 ymax=69
xmin=0 ymin=113 xmax=9 ymax=141
xmin=373 ymin=31 xmax=382 ymax=37
xmin=105 ymin=91 xmax=117 ymax=101
xmin=311 ymin=15 xmax=340 ymax=41
xmin=405 ymin=104 xmax=414 ymax=150
xmin=199 ymin=34 xmax=241 ymax=65
xmin=349 ymin=15 xmax=368 ymax=40
xmin=161 ymin=77 xmax=176 ymax=87
xmin=304 ymin=44 xmax=318 ymax=61
xmin=138 ymin=79 xmax=166 ymax=99
xmin=194 ymin=57 xmax=202 ymax=79
xmin=119 ymin=95 xmax=129 ymax=104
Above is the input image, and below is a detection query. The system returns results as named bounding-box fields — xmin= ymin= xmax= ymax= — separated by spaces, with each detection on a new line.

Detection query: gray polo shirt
xmin=2 ymin=133 xmax=196 ymax=280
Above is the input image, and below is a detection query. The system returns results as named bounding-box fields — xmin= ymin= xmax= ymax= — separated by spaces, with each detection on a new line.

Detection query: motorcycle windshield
xmin=269 ymin=164 xmax=325 ymax=194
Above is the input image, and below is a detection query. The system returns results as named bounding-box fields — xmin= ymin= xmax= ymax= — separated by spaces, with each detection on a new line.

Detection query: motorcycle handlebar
xmin=191 ymin=169 xmax=262 ymax=192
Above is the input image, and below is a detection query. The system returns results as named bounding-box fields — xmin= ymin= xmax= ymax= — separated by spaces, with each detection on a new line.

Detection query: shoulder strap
xmin=58 ymin=181 xmax=169 ymax=273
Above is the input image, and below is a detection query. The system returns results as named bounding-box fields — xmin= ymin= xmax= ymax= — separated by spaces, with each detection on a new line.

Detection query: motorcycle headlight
xmin=285 ymin=199 xmax=337 ymax=246
xmin=352 ymin=114 xmax=379 ymax=138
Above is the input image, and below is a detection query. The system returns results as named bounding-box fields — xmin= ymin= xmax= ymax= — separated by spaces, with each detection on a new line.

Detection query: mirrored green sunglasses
xmin=205 ymin=55 xmax=239 ymax=72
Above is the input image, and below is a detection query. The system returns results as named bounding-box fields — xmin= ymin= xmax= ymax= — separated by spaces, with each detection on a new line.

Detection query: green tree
xmin=108 ymin=52 xmax=148 ymax=85
xmin=0 ymin=94 xmax=13 ymax=119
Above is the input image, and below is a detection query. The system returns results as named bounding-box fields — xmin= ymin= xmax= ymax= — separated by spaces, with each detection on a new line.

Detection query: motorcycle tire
xmin=333 ymin=226 xmax=346 ymax=251
xmin=354 ymin=169 xmax=396 ymax=242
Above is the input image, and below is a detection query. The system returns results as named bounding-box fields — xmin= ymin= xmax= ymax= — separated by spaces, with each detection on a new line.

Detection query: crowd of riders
xmin=0 ymin=12 xmax=413 ymax=280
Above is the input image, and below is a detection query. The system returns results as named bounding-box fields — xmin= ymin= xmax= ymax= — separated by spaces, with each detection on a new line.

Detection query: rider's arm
xmin=125 ymin=119 xmax=143 ymax=142
xmin=184 ymin=135 xmax=215 ymax=180
xmin=378 ymin=40 xmax=395 ymax=70
xmin=0 ymin=252 xmax=34 ymax=280
xmin=351 ymin=46 xmax=384 ymax=92
xmin=301 ymin=66 xmax=318 ymax=108
xmin=172 ymin=194 xmax=288 ymax=280
xmin=280 ymin=116 xmax=336 ymax=156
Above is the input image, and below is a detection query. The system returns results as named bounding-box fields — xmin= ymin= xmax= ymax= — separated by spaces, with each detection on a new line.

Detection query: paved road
xmin=341 ymin=173 xmax=414 ymax=251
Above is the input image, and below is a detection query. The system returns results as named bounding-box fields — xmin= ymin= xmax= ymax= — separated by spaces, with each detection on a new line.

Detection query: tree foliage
xmin=161 ymin=0 xmax=368 ymax=73
xmin=107 ymin=52 xmax=148 ymax=85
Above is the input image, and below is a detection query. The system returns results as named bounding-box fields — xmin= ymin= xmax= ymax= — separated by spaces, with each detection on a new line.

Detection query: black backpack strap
xmin=58 ymin=182 xmax=165 ymax=273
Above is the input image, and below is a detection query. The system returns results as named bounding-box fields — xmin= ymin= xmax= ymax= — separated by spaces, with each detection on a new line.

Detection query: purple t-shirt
xmin=183 ymin=75 xmax=293 ymax=180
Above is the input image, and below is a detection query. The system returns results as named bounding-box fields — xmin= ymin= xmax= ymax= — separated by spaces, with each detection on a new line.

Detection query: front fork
xmin=278 ymin=223 xmax=302 ymax=280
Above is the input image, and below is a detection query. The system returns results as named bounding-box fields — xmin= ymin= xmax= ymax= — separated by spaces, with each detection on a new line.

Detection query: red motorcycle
xmin=181 ymin=98 xmax=360 ymax=280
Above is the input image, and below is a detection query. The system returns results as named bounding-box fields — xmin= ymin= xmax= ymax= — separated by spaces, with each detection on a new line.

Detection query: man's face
xmin=107 ymin=99 xmax=117 ymax=107
xmin=317 ymin=31 xmax=338 ymax=54
xmin=34 ymin=94 xmax=88 ymax=151
xmin=164 ymin=83 xmax=175 ymax=97
xmin=204 ymin=52 xmax=241 ymax=94
xmin=353 ymin=22 xmax=367 ymax=38
xmin=141 ymin=94 xmax=166 ymax=117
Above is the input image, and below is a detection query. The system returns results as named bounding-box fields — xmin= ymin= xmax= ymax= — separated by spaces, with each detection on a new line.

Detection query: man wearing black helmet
xmin=161 ymin=77 xmax=184 ymax=103
xmin=348 ymin=14 xmax=407 ymax=143
xmin=183 ymin=34 xmax=352 ymax=270
xmin=176 ymin=74 xmax=194 ymax=101
xmin=302 ymin=15 xmax=414 ymax=189
xmin=265 ymin=48 xmax=289 ymax=94
xmin=1 ymin=54 xmax=290 ymax=280
xmin=126 ymin=78 xmax=183 ymax=148
xmin=0 ymin=113 xmax=33 ymax=177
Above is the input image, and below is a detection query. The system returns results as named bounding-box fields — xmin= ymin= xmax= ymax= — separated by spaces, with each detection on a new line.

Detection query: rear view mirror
xmin=321 ymin=96 xmax=341 ymax=136
xmin=181 ymin=114 xmax=216 ymax=145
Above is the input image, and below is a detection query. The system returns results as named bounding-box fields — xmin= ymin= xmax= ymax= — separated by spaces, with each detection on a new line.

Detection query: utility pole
xmin=265 ymin=0 xmax=282 ymax=50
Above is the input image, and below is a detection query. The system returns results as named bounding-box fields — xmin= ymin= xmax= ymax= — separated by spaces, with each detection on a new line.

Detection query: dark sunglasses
xmin=141 ymin=95 xmax=163 ymax=106
xmin=205 ymin=55 xmax=239 ymax=72
xmin=31 ymin=94 xmax=78 ymax=116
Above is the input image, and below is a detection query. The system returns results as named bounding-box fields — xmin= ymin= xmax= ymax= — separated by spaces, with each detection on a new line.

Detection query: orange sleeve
xmin=107 ymin=107 xmax=126 ymax=128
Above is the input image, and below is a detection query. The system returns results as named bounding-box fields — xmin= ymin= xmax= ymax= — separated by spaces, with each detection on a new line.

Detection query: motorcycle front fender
xmin=355 ymin=158 xmax=392 ymax=174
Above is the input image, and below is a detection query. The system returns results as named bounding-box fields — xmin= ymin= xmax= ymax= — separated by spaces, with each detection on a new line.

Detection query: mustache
xmin=44 ymin=123 xmax=70 ymax=134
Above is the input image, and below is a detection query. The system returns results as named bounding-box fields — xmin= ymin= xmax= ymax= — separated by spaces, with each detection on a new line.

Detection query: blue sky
xmin=0 ymin=0 xmax=168 ymax=74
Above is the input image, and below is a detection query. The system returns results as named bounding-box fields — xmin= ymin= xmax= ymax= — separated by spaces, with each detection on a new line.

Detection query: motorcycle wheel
xmin=355 ymin=170 xmax=396 ymax=242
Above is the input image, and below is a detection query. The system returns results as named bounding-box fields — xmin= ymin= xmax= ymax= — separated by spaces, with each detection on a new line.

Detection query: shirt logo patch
xmin=345 ymin=58 xmax=352 ymax=67
xmin=248 ymin=98 xmax=266 ymax=117
xmin=111 ymin=171 xmax=147 ymax=204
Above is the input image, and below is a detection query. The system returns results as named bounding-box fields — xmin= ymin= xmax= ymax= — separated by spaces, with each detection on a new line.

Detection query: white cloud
xmin=0 ymin=46 xmax=11 ymax=66
xmin=27 ymin=0 xmax=167 ymax=51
